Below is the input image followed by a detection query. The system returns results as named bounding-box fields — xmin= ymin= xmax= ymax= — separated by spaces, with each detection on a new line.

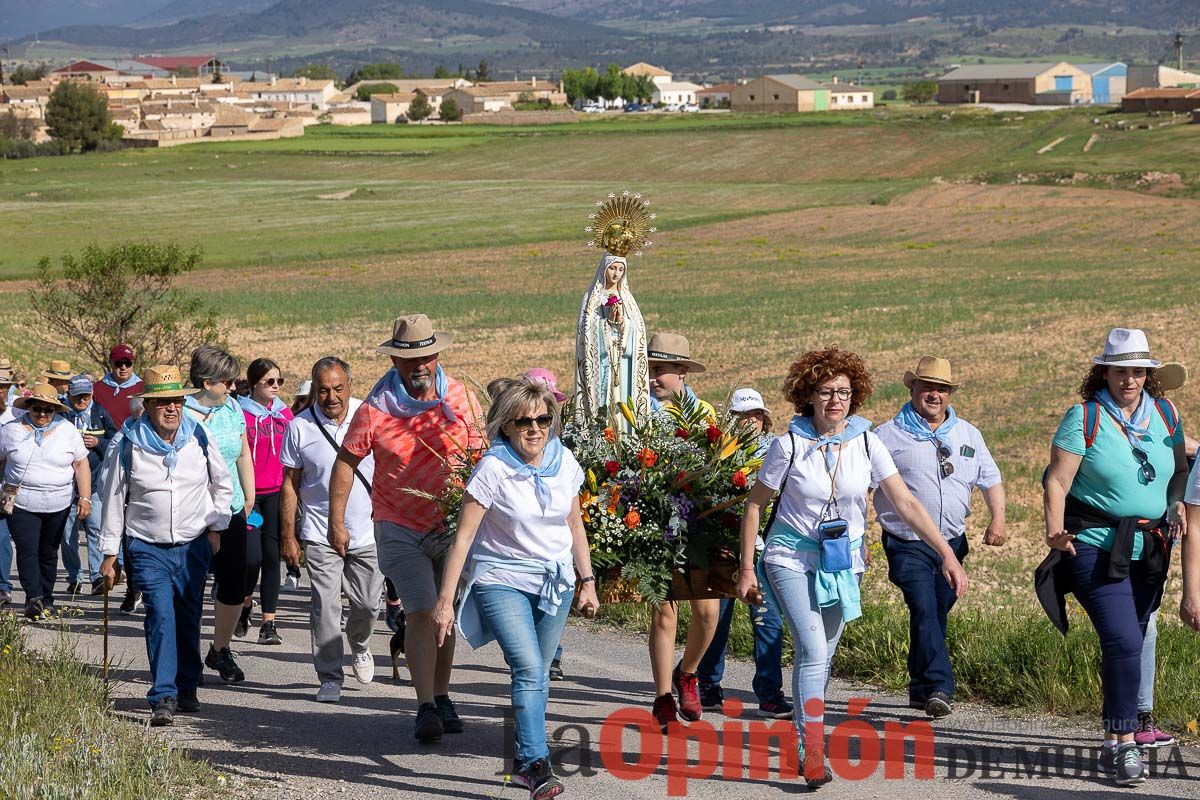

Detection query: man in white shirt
xmin=98 ymin=365 xmax=233 ymax=727
xmin=280 ymin=357 xmax=382 ymax=703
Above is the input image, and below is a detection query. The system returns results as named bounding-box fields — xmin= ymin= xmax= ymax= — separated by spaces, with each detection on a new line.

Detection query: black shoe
xmin=518 ymin=759 xmax=564 ymax=800
xmin=177 ymin=691 xmax=201 ymax=713
xmin=548 ymin=659 xmax=565 ymax=682
xmin=257 ymin=621 xmax=282 ymax=646
xmin=24 ymin=598 xmax=45 ymax=621
xmin=0 ymin=590 xmax=10 ymax=607
xmin=204 ymin=645 xmax=245 ymax=683
xmin=435 ymin=694 xmax=464 ymax=734
xmin=151 ymin=697 xmax=177 ymax=726
xmin=120 ymin=590 xmax=140 ymax=615
xmin=699 ymin=681 xmax=724 ymax=710
xmin=234 ymin=606 xmax=252 ymax=638
xmin=66 ymin=581 xmax=82 ymax=596
xmin=415 ymin=702 xmax=444 ymax=743
xmin=91 ymin=577 xmax=107 ymax=596
xmin=924 ymin=691 xmax=952 ymax=719
xmin=907 ymin=696 xmax=927 ymax=710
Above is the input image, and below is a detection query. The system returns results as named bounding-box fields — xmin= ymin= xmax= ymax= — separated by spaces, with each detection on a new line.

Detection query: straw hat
xmin=903 ymin=356 xmax=961 ymax=389
xmin=1093 ymin=328 xmax=1162 ymax=369
xmin=0 ymin=365 xmax=15 ymax=385
xmin=1159 ymin=362 xmax=1188 ymax=392
xmin=647 ymin=332 xmax=706 ymax=373
xmin=14 ymin=381 xmax=69 ymax=412
xmin=41 ymin=359 xmax=73 ymax=381
xmin=136 ymin=365 xmax=200 ymax=399
xmin=376 ymin=314 xmax=452 ymax=359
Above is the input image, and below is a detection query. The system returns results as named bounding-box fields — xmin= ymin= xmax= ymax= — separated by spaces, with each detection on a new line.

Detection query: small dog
xmin=389 ymin=613 xmax=406 ymax=682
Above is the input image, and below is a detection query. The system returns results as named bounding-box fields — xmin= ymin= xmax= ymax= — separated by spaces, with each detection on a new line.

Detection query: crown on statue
xmin=584 ymin=190 xmax=657 ymax=257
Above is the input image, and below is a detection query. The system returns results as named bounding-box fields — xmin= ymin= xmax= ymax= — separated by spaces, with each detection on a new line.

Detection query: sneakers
xmin=316 ymin=681 xmax=341 ymax=703
xmin=1135 ymin=711 xmax=1175 ymax=748
xmin=282 ymin=574 xmax=300 ymax=592
xmin=516 ymin=759 xmax=564 ymax=800
xmin=120 ymin=589 xmax=140 ymax=615
xmin=66 ymin=580 xmax=83 ymax=596
xmin=257 ymin=621 xmax=282 ymax=646
xmin=415 ymin=701 xmax=444 ymax=743
xmin=90 ymin=577 xmax=107 ymax=596
xmin=151 ymin=697 xmax=176 ymax=727
xmin=652 ymin=693 xmax=678 ymax=731
xmin=672 ymin=662 xmax=703 ymax=721
xmin=548 ymin=659 xmax=565 ymax=682
xmin=235 ymin=605 xmax=252 ymax=639
xmin=1113 ymin=743 xmax=1147 ymax=786
xmin=699 ymin=681 xmax=724 ymax=711
xmin=24 ymin=598 xmax=45 ymax=621
xmin=758 ymin=697 xmax=794 ymax=719
xmin=799 ymin=744 xmax=833 ymax=789
xmin=352 ymin=649 xmax=375 ymax=684
xmin=924 ymin=691 xmax=952 ymax=719
xmin=435 ymin=694 xmax=464 ymax=734
xmin=0 ymin=590 xmax=10 ymax=607
xmin=204 ymin=645 xmax=245 ymax=683
xmin=177 ymin=691 xmax=201 ymax=713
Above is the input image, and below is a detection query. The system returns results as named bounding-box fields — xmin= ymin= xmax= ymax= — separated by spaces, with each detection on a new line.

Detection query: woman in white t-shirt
xmin=433 ymin=379 xmax=599 ymax=800
xmin=0 ymin=383 xmax=90 ymax=621
xmin=734 ymin=348 xmax=968 ymax=789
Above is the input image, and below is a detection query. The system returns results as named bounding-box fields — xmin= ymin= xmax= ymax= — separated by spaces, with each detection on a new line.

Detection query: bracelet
xmin=740 ymin=567 xmax=756 ymax=572
xmin=578 ymin=576 xmax=596 ymax=585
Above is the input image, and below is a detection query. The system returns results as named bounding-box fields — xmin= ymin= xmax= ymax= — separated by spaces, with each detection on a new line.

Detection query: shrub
xmin=439 ymin=97 xmax=463 ymax=122
xmin=354 ymin=83 xmax=398 ymax=102
xmin=407 ymin=94 xmax=432 ymax=122
xmin=45 ymin=82 xmax=121 ymax=152
xmin=903 ymin=80 xmax=938 ymax=104
xmin=882 ymin=89 xmax=898 ymax=101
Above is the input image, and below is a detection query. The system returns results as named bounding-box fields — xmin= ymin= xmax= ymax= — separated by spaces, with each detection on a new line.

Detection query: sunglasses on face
xmin=112 ymin=360 xmax=133 ymax=368
xmin=28 ymin=405 xmax=58 ymax=415
xmin=815 ymin=388 xmax=853 ymax=401
xmin=1133 ymin=449 xmax=1156 ymax=483
xmin=512 ymin=414 xmax=554 ymax=432
xmin=208 ymin=378 xmax=235 ymax=388
xmin=936 ymin=444 xmax=955 ymax=479
xmin=261 ymin=378 xmax=284 ymax=387
xmin=151 ymin=398 xmax=184 ymax=409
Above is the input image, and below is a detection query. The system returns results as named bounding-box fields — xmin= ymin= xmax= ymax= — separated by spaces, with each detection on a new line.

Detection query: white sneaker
xmin=283 ymin=575 xmax=299 ymax=592
xmin=315 ymin=681 xmax=341 ymax=703
xmin=352 ymin=649 xmax=375 ymax=684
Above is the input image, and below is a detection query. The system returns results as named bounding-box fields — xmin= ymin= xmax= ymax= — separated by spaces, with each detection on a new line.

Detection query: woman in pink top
xmin=236 ymin=358 xmax=294 ymax=645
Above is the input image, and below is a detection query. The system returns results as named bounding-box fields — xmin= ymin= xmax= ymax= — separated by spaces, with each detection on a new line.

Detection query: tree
xmin=27 ymin=242 xmax=227 ymax=372
xmin=882 ymin=89 xmax=898 ymax=101
xmin=294 ymin=63 xmax=337 ymax=81
xmin=355 ymin=83 xmax=399 ymax=102
xmin=45 ymin=81 xmax=120 ymax=152
xmin=10 ymin=63 xmax=48 ymax=85
xmin=632 ymin=74 xmax=655 ymax=102
xmin=0 ymin=109 xmax=38 ymax=141
xmin=439 ymin=97 xmax=462 ymax=121
xmin=408 ymin=94 xmax=432 ymax=122
xmin=474 ymin=60 xmax=491 ymax=82
xmin=211 ymin=68 xmax=224 ymax=84
xmin=348 ymin=62 xmax=404 ymax=83
xmin=433 ymin=65 xmax=454 ymax=79
xmin=902 ymin=80 xmax=937 ymax=104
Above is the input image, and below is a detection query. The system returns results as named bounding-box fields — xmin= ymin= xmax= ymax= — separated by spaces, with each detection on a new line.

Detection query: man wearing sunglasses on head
xmin=92 ymin=344 xmax=144 ymax=429
xmin=872 ymin=356 xmax=1005 ymax=720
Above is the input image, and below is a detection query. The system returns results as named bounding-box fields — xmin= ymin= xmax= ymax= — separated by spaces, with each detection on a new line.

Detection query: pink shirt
xmin=243 ymin=405 xmax=294 ymax=495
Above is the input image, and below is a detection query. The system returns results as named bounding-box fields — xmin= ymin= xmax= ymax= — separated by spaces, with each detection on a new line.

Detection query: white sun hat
xmin=1093 ymin=328 xmax=1162 ymax=369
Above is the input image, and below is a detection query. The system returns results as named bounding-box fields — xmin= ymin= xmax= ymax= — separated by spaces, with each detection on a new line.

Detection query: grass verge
xmin=0 ymin=613 xmax=222 ymax=800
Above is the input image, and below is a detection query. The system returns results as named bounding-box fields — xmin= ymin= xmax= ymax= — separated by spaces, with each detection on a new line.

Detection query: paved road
xmin=19 ymin=581 xmax=1200 ymax=799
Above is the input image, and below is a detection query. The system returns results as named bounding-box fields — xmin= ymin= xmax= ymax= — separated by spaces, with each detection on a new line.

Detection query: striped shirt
xmin=872 ymin=415 xmax=1001 ymax=541
xmin=341 ymin=377 xmax=483 ymax=533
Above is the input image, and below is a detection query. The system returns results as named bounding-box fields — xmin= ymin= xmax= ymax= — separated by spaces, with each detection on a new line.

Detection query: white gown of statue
xmin=574 ymin=253 xmax=650 ymax=424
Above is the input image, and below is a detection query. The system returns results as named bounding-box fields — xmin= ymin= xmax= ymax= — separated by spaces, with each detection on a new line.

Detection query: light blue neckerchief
xmin=27 ymin=415 xmax=68 ymax=445
xmin=236 ymin=394 xmax=288 ymax=421
xmin=1095 ymin=388 xmax=1154 ymax=453
xmin=67 ymin=401 xmax=94 ymax=431
xmin=481 ymin=437 xmax=563 ymax=512
xmin=456 ymin=553 xmax=574 ymax=648
xmin=367 ymin=365 xmax=457 ymax=423
xmin=124 ymin=413 xmax=200 ymax=476
xmin=183 ymin=393 xmax=234 ymax=421
xmin=894 ymin=402 xmax=958 ymax=448
xmin=100 ymin=372 xmax=142 ymax=396
xmin=758 ymin=518 xmax=862 ymax=623
xmin=649 ymin=384 xmax=699 ymax=413
xmin=789 ymin=414 xmax=873 ymax=470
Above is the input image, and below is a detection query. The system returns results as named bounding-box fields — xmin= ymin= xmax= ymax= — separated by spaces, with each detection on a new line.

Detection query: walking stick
xmin=102 ymin=579 xmax=110 ymax=698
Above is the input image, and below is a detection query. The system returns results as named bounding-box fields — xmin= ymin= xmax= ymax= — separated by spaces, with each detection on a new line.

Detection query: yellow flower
xmin=716 ymin=435 xmax=741 ymax=461
xmin=618 ymin=401 xmax=636 ymax=427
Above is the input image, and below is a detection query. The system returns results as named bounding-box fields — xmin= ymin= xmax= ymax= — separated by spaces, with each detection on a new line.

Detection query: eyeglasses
xmin=815 ymin=388 xmax=853 ymax=401
xmin=512 ymin=414 xmax=554 ymax=431
xmin=1133 ymin=449 xmax=1156 ymax=482
xmin=151 ymin=398 xmax=183 ymax=409
xmin=261 ymin=378 xmax=284 ymax=387
xmin=207 ymin=378 xmax=235 ymax=388
xmin=936 ymin=444 xmax=955 ymax=479
xmin=112 ymin=360 xmax=133 ymax=368
xmin=28 ymin=404 xmax=58 ymax=415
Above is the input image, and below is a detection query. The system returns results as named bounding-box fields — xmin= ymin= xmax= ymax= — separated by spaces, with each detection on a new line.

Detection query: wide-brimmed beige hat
xmin=0 ymin=364 xmax=15 ymax=385
xmin=136 ymin=365 xmax=200 ymax=399
xmin=1159 ymin=362 xmax=1188 ymax=392
xmin=376 ymin=314 xmax=452 ymax=359
xmin=41 ymin=359 xmax=73 ymax=381
xmin=14 ymin=381 xmax=69 ymax=412
xmin=903 ymin=355 xmax=961 ymax=389
xmin=647 ymin=332 xmax=706 ymax=373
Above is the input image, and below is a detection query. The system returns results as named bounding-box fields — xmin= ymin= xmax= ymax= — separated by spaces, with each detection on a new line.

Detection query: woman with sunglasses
xmin=433 ymin=378 xmax=599 ymax=799
xmin=236 ymin=358 xmax=294 ymax=645
xmin=185 ymin=345 xmax=256 ymax=684
xmin=1042 ymin=328 xmax=1188 ymax=787
xmin=0 ymin=382 xmax=90 ymax=620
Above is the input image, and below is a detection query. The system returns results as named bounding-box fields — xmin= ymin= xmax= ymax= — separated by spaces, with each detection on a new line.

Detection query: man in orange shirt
xmin=330 ymin=314 xmax=483 ymax=744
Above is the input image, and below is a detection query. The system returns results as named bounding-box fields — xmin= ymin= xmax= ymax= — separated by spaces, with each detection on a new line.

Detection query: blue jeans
xmin=764 ymin=562 xmax=846 ymax=747
xmin=1063 ymin=542 xmax=1158 ymax=735
xmin=0 ymin=517 xmax=13 ymax=593
xmin=1138 ymin=609 xmax=1158 ymax=713
xmin=883 ymin=531 xmax=968 ymax=702
xmin=472 ymin=583 xmax=573 ymax=764
xmin=127 ymin=535 xmax=213 ymax=706
xmin=61 ymin=492 xmax=104 ymax=583
xmin=697 ymin=596 xmax=786 ymax=704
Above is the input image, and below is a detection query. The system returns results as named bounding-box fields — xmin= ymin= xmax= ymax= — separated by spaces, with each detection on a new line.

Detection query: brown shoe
xmin=652 ymin=693 xmax=678 ymax=732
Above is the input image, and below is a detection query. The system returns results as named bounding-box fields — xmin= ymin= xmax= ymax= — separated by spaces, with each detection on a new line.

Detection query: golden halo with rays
xmin=584 ymin=190 xmax=658 ymax=257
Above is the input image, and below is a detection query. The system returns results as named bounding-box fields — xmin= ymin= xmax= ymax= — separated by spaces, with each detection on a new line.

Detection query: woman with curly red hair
xmin=736 ymin=347 xmax=968 ymax=788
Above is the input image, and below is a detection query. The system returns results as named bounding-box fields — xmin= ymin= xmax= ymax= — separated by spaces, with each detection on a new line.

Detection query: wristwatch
xmin=578 ymin=575 xmax=596 ymax=585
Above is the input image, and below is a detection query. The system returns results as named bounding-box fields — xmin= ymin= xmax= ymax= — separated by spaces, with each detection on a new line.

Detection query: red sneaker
xmin=672 ymin=663 xmax=703 ymax=721
xmin=652 ymin=693 xmax=679 ymax=731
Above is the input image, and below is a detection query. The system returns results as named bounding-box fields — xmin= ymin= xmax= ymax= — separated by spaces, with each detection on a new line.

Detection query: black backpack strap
xmin=762 ymin=432 xmax=798 ymax=535
xmin=309 ymin=406 xmax=371 ymax=494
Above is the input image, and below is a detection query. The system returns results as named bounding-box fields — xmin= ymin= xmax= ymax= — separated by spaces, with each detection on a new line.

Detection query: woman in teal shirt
xmin=1043 ymin=328 xmax=1188 ymax=787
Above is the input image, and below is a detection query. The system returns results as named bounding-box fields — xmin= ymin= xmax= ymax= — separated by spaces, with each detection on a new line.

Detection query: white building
xmin=823 ymin=79 xmax=875 ymax=110
xmin=239 ymin=77 xmax=339 ymax=110
xmin=652 ymin=81 xmax=702 ymax=106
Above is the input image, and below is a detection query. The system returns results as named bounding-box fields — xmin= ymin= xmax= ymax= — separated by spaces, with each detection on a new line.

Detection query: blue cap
xmin=68 ymin=375 xmax=93 ymax=397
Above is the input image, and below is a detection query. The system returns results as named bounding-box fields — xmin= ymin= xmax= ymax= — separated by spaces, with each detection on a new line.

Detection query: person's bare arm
xmin=280 ymin=467 xmax=303 ymax=569
xmin=327 ymin=449 xmax=363 ymax=556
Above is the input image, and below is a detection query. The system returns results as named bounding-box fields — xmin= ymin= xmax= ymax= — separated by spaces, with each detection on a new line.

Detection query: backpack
xmin=1080 ymin=398 xmax=1178 ymax=448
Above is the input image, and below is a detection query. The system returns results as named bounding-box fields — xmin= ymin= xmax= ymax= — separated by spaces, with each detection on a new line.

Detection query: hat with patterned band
xmin=41 ymin=359 xmax=73 ymax=381
xmin=137 ymin=365 xmax=200 ymax=399
xmin=646 ymin=332 xmax=706 ymax=373
xmin=376 ymin=314 xmax=452 ymax=359
xmin=14 ymin=382 xmax=69 ymax=412
xmin=1093 ymin=328 xmax=1162 ymax=369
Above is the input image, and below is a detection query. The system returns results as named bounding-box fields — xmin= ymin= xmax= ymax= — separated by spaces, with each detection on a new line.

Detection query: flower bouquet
xmin=561 ymin=393 xmax=764 ymax=605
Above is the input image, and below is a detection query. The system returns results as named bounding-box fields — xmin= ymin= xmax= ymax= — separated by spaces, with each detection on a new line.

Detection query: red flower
xmin=675 ymin=427 xmax=690 ymax=439
xmin=603 ymin=427 xmax=617 ymax=443
xmin=732 ymin=470 xmax=748 ymax=489
xmin=605 ymin=294 xmax=622 ymax=306
xmin=706 ymin=425 xmax=722 ymax=443
xmin=605 ymin=460 xmax=620 ymax=477
xmin=624 ymin=509 xmax=641 ymax=529
xmin=638 ymin=448 xmax=658 ymax=468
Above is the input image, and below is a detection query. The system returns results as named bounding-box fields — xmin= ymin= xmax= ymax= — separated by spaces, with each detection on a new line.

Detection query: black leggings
xmin=211 ymin=510 xmax=248 ymax=606
xmin=244 ymin=491 xmax=281 ymax=614
xmin=8 ymin=506 xmax=70 ymax=606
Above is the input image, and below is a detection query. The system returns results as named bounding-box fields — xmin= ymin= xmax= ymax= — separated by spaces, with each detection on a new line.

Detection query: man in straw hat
xmin=331 ymin=313 xmax=483 ymax=742
xmin=41 ymin=359 xmax=74 ymax=402
xmin=98 ymin=365 xmax=234 ymax=727
xmin=873 ymin=356 xmax=1006 ymax=719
